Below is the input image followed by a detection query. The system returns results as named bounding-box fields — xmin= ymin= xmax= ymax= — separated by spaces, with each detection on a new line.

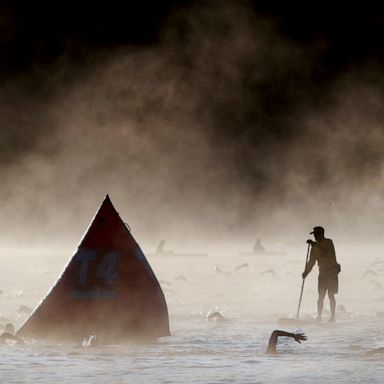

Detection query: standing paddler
xmin=302 ymin=226 xmax=341 ymax=322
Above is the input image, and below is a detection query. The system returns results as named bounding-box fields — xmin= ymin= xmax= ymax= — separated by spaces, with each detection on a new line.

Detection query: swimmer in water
xmin=0 ymin=332 xmax=21 ymax=344
xmin=266 ymin=330 xmax=307 ymax=354
xmin=207 ymin=311 xmax=227 ymax=323
xmin=253 ymin=238 xmax=265 ymax=254
xmin=0 ymin=323 xmax=23 ymax=344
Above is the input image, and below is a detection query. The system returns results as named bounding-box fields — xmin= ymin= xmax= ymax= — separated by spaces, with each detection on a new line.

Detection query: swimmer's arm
xmin=266 ymin=330 xmax=307 ymax=354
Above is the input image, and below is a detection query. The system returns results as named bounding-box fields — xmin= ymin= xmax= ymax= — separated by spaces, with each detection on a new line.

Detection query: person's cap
xmin=310 ymin=226 xmax=324 ymax=234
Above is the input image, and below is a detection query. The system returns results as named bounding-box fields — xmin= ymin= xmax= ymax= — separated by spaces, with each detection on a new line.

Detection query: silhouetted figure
xmin=0 ymin=332 xmax=21 ymax=344
xmin=253 ymin=238 xmax=265 ymax=254
xmin=0 ymin=323 xmax=23 ymax=344
xmin=266 ymin=330 xmax=307 ymax=354
xmin=3 ymin=323 xmax=15 ymax=334
xmin=302 ymin=226 xmax=341 ymax=322
xmin=156 ymin=240 xmax=166 ymax=254
xmin=155 ymin=240 xmax=175 ymax=255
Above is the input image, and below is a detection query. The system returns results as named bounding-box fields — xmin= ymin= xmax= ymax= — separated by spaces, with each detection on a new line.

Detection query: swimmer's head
xmin=4 ymin=323 xmax=15 ymax=335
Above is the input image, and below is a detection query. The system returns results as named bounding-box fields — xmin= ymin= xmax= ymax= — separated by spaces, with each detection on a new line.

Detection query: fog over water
xmin=0 ymin=1 xmax=383 ymax=248
xmin=0 ymin=1 xmax=384 ymax=382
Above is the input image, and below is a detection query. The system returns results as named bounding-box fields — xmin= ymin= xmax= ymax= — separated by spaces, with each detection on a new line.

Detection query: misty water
xmin=1 ymin=242 xmax=384 ymax=383
xmin=0 ymin=0 xmax=382 ymax=381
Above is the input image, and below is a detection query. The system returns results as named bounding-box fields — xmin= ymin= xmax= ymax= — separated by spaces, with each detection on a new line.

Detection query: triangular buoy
xmin=17 ymin=195 xmax=170 ymax=343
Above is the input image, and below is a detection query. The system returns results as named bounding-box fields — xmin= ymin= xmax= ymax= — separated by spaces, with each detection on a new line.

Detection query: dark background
xmin=1 ymin=1 xmax=383 ymax=145
xmin=1 ymin=1 xmax=382 ymax=80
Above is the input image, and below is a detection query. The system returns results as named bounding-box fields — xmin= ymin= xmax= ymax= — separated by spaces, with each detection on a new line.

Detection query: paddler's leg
xmin=317 ymin=289 xmax=326 ymax=320
xmin=328 ymin=291 xmax=336 ymax=322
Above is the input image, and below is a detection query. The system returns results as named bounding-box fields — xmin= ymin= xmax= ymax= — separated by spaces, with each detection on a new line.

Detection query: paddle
xmin=296 ymin=243 xmax=311 ymax=319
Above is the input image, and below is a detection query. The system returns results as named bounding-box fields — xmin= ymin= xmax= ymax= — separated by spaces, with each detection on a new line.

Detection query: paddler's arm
xmin=266 ymin=330 xmax=307 ymax=354
xmin=302 ymin=241 xmax=316 ymax=278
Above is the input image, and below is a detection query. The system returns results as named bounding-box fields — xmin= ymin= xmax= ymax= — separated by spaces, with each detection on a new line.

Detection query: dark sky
xmin=1 ymin=1 xmax=383 ymax=77
xmin=1 ymin=0 xmax=382 ymax=150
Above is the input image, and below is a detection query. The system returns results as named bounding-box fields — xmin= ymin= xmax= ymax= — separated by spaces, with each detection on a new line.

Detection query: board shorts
xmin=318 ymin=264 xmax=340 ymax=294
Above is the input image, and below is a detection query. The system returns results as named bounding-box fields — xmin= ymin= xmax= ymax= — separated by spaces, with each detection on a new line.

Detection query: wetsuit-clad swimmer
xmin=266 ymin=330 xmax=307 ymax=354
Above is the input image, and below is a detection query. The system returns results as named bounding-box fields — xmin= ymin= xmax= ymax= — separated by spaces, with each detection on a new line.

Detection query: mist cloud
xmin=0 ymin=0 xmax=383 ymax=247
